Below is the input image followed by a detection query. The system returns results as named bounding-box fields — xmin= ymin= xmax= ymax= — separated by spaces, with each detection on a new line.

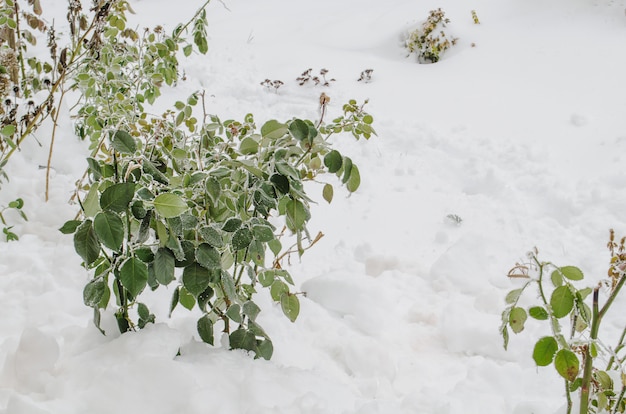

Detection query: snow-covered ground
xmin=1 ymin=0 xmax=626 ymax=412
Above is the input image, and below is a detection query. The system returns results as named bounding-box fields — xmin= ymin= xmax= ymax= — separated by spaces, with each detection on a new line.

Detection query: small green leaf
xmin=179 ymin=286 xmax=196 ymax=310
xmin=280 ymin=293 xmax=300 ymax=322
xmin=559 ymin=266 xmax=584 ymax=281
xmin=199 ymin=226 xmax=224 ymax=248
xmin=197 ymin=315 xmax=214 ymax=345
xmin=270 ymin=280 xmax=288 ymax=301
xmin=243 ymin=301 xmax=261 ymax=322
xmin=270 ymin=174 xmax=290 ymax=195
xmin=154 ymin=193 xmax=188 ymax=218
xmin=100 ymin=183 xmax=135 ymax=213
xmin=551 ymin=270 xmax=564 ymax=287
xmin=74 ymin=220 xmax=100 ymax=265
xmin=195 ymin=243 xmax=221 ymax=269
xmin=252 ymin=225 xmax=274 ymax=242
xmin=111 ymin=130 xmax=137 ymax=154
xmin=288 ymin=119 xmax=309 ymax=141
xmin=154 ymin=248 xmax=176 ymax=285
xmin=324 ymin=150 xmax=342 ymax=173
xmin=93 ymin=211 xmax=124 ymax=252
xmin=83 ymin=279 xmax=106 ymax=307
xmin=505 ymin=288 xmax=523 ymax=305
xmin=508 ymin=307 xmax=527 ymax=334
xmin=229 ymin=329 xmax=257 ymax=352
xmin=222 ymin=218 xmax=242 ymax=232
xmin=554 ymin=349 xmax=580 ymax=382
xmin=226 ymin=304 xmax=242 ymax=323
xmin=529 ymin=306 xmax=549 ymax=320
xmin=1 ymin=124 xmax=16 ymax=136
xmin=205 ymin=177 xmax=221 ymax=204
xmin=256 ymin=339 xmax=273 ymax=360
xmin=551 ymin=285 xmax=575 ymax=318
xmin=341 ymin=157 xmax=353 ymax=184
xmin=322 ymin=183 xmax=333 ymax=203
xmin=239 ymin=136 xmax=258 ymax=155
xmin=346 ymin=164 xmax=360 ymax=192
xmin=261 ymin=120 xmax=288 ymax=140
xmin=59 ymin=220 xmax=82 ymax=234
xmin=533 ymin=336 xmax=558 ymax=366
xmin=169 ymin=287 xmax=180 ymax=317
xmin=119 ymin=257 xmax=148 ymax=298
xmin=258 ymin=270 xmax=275 ymax=287
xmin=182 ymin=263 xmax=211 ymax=297
xmin=285 ymin=199 xmax=307 ymax=231
xmin=232 ymin=227 xmax=253 ymax=250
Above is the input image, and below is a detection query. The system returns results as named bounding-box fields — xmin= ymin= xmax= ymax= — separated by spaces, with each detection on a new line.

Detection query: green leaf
xmin=154 ymin=193 xmax=188 ymax=218
xmin=100 ymin=183 xmax=135 ymax=213
xmin=197 ymin=315 xmax=214 ymax=345
xmin=289 ymin=119 xmax=309 ymax=141
xmin=137 ymin=303 xmax=150 ymax=320
xmin=154 ymin=248 xmax=176 ymax=285
xmin=222 ymin=217 xmax=242 ymax=232
xmin=551 ymin=269 xmax=564 ymax=287
xmin=93 ymin=211 xmax=124 ymax=252
xmin=505 ymin=288 xmax=523 ymax=305
xmin=270 ymin=174 xmax=290 ymax=195
xmin=322 ymin=183 xmax=333 ymax=203
xmin=252 ymin=225 xmax=274 ymax=242
xmin=508 ymin=307 xmax=527 ymax=334
xmin=229 ymin=329 xmax=257 ymax=352
xmin=74 ymin=220 xmax=101 ymax=265
xmin=341 ymin=157 xmax=353 ymax=184
xmin=83 ymin=183 xmax=101 ymax=217
xmin=559 ymin=266 xmax=584 ymax=281
xmin=280 ymin=293 xmax=300 ymax=322
xmin=324 ymin=150 xmax=342 ymax=173
xmin=226 ymin=304 xmax=242 ymax=323
xmin=182 ymin=263 xmax=211 ymax=297
xmin=533 ymin=336 xmax=558 ymax=366
xmin=270 ymin=280 xmax=288 ymax=301
xmin=111 ymin=130 xmax=137 ymax=154
xmin=195 ymin=243 xmax=221 ymax=269
xmin=285 ymin=199 xmax=307 ymax=231
xmin=232 ymin=227 xmax=253 ymax=250
xmin=205 ymin=177 xmax=221 ymax=204
xmin=554 ymin=349 xmax=580 ymax=382
xmin=258 ymin=270 xmax=275 ymax=287
xmin=243 ymin=301 xmax=261 ymax=322
xmin=179 ymin=286 xmax=196 ymax=310
xmin=346 ymin=164 xmax=360 ymax=192
xmin=551 ymin=285 xmax=575 ymax=318
xmin=169 ymin=287 xmax=180 ymax=317
xmin=83 ymin=279 xmax=106 ymax=307
xmin=240 ymin=136 xmax=258 ymax=155
xmin=529 ymin=306 xmax=549 ymax=320
xmin=256 ymin=339 xmax=273 ymax=360
xmin=59 ymin=220 xmax=82 ymax=234
xmin=119 ymin=257 xmax=148 ymax=298
xmin=261 ymin=120 xmax=288 ymax=140
xmin=1 ymin=124 xmax=16 ymax=136
xmin=199 ymin=226 xmax=224 ymax=248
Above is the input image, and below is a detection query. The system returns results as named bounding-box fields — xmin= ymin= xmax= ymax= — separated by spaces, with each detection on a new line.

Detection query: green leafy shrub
xmin=501 ymin=232 xmax=626 ymax=413
xmin=58 ymin=1 xmax=376 ymax=359
xmin=405 ymin=8 xmax=458 ymax=64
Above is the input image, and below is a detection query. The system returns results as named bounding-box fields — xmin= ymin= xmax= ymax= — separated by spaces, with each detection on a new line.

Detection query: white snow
xmin=1 ymin=0 xmax=626 ymax=412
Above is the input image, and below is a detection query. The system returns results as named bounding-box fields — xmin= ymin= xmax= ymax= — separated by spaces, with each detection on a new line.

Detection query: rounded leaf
xmin=93 ymin=211 xmax=124 ymax=252
xmin=154 ymin=193 xmax=188 ymax=218
xmin=100 ymin=182 xmax=135 ymax=213
xmin=529 ymin=306 xmax=549 ymax=320
xmin=324 ymin=150 xmax=342 ymax=173
xmin=560 ymin=266 xmax=584 ymax=281
xmin=232 ymin=227 xmax=253 ymax=250
xmin=195 ymin=243 xmax=221 ymax=269
xmin=533 ymin=336 xmax=558 ymax=366
xmin=119 ymin=257 xmax=148 ymax=298
xmin=508 ymin=307 xmax=527 ymax=334
xmin=154 ymin=247 xmax=176 ymax=285
xmin=182 ymin=263 xmax=211 ymax=297
xmin=288 ymin=119 xmax=309 ymax=141
xmin=197 ymin=315 xmax=214 ymax=345
xmin=74 ymin=220 xmax=100 ymax=265
xmin=555 ymin=349 xmax=580 ymax=382
xmin=551 ymin=285 xmax=575 ymax=318
xmin=280 ymin=293 xmax=300 ymax=322
xmin=111 ymin=130 xmax=137 ymax=154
